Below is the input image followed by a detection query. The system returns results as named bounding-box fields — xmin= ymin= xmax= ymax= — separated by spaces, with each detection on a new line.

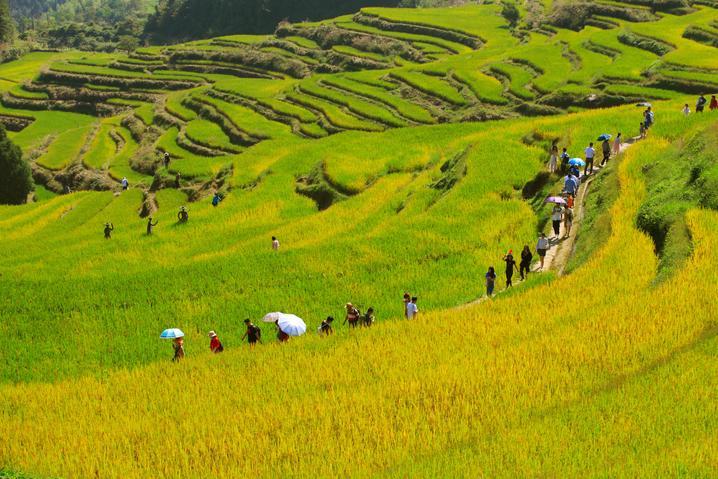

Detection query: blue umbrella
xmin=160 ymin=328 xmax=184 ymax=339
xmin=569 ymin=158 xmax=585 ymax=166
xmin=597 ymin=133 xmax=612 ymax=141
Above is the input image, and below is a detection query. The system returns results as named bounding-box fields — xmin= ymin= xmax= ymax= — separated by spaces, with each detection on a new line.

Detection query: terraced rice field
xmin=2 ymin=1 xmax=718 ymax=477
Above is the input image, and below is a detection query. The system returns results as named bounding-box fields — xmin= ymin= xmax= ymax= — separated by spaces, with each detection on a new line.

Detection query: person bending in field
xmin=242 ymin=319 xmax=262 ymax=348
xmin=104 ymin=222 xmax=114 ymax=239
xmin=362 ymin=307 xmax=375 ymax=328
xmin=172 ymin=337 xmax=185 ymax=362
xmin=536 ymin=232 xmax=549 ymax=270
xmin=208 ymin=330 xmax=224 ymax=353
xmin=406 ymin=297 xmax=419 ymax=320
xmin=520 ymin=245 xmax=532 ymax=281
xmin=146 ymin=217 xmax=158 ymax=235
xmin=319 ymin=316 xmax=334 ymax=336
xmin=696 ymin=95 xmax=707 ymax=113
xmin=503 ymin=251 xmax=517 ymax=288
xmin=272 ymin=236 xmax=280 ymax=251
xmin=485 ymin=266 xmax=496 ymax=297
xmin=710 ymin=95 xmax=718 ymax=111
xmin=276 ymin=321 xmax=290 ymax=343
xmin=344 ymin=303 xmax=360 ymax=328
xmin=177 ymin=206 xmax=188 ymax=223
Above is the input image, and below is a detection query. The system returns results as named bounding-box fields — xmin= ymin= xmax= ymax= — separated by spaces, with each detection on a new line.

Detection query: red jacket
xmin=210 ymin=336 xmax=222 ymax=352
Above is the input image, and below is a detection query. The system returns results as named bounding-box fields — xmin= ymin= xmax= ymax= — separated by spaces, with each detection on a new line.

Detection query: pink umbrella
xmin=545 ymin=196 xmax=567 ymax=205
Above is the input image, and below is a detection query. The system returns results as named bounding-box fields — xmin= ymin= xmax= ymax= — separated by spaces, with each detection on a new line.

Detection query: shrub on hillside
xmin=0 ymin=125 xmax=32 ymax=205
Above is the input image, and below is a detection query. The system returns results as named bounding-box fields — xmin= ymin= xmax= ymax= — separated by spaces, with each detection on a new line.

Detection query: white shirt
xmin=272 ymin=239 xmax=279 ymax=251
xmin=406 ymin=302 xmax=418 ymax=319
xmin=585 ymin=147 xmax=595 ymax=159
xmin=537 ymin=237 xmax=549 ymax=250
xmin=121 ymin=178 xmax=128 ymax=187
xmin=683 ymin=106 xmax=690 ymax=116
xmin=551 ymin=207 xmax=563 ymax=221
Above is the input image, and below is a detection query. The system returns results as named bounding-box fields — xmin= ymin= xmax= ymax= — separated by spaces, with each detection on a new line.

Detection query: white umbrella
xmin=263 ymin=312 xmax=307 ymax=336
xmin=160 ymin=328 xmax=184 ymax=339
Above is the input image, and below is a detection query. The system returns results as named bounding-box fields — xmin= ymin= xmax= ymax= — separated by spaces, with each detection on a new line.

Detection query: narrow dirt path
xmin=458 ymin=138 xmax=639 ymax=309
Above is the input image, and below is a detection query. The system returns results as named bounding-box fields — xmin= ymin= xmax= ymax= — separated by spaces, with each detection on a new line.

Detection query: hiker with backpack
xmin=103 ymin=222 xmax=114 ymax=239
xmin=536 ymin=232 xmax=549 ymax=270
xmin=601 ymin=138 xmax=611 ymax=166
xmin=208 ymin=331 xmax=224 ymax=353
xmin=242 ymin=319 xmax=262 ymax=348
xmin=177 ymin=206 xmax=188 ymax=223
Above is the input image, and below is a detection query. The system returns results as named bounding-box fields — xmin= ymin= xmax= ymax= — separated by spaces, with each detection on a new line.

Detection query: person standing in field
xmin=644 ymin=107 xmax=654 ymax=128
xmin=612 ymin=133 xmax=622 ymax=156
xmin=242 ymin=319 xmax=262 ymax=348
xmin=146 ymin=217 xmax=158 ymax=235
xmin=584 ymin=142 xmax=595 ymax=176
xmin=172 ymin=337 xmax=185 ymax=362
xmin=551 ymin=204 xmax=563 ymax=238
xmin=710 ymin=95 xmax=718 ymax=111
xmin=403 ymin=292 xmax=411 ymax=318
xmin=344 ymin=303 xmax=360 ymax=328
xmin=601 ymin=138 xmax=611 ymax=166
xmin=163 ymin=152 xmax=171 ymax=169
xmin=103 ymin=222 xmax=114 ymax=239
xmin=406 ymin=297 xmax=419 ymax=320
xmin=503 ymin=251 xmax=517 ymax=288
xmin=564 ymin=206 xmax=574 ymax=238
xmin=121 ymin=177 xmax=129 ymax=191
xmin=175 ymin=172 xmax=181 ymax=188
xmin=276 ymin=321 xmax=290 ymax=343
xmin=212 ymin=192 xmax=222 ymax=207
xmin=485 ymin=266 xmax=496 ymax=297
xmin=362 ymin=307 xmax=375 ymax=327
xmin=520 ymin=245 xmax=532 ymax=281
xmin=536 ymin=232 xmax=549 ymax=270
xmin=696 ymin=95 xmax=707 ymax=113
xmin=682 ymin=104 xmax=691 ymax=116
xmin=548 ymin=140 xmax=559 ymax=173
xmin=272 ymin=236 xmax=280 ymax=251
xmin=208 ymin=331 xmax=224 ymax=353
xmin=319 ymin=316 xmax=334 ymax=336
xmin=177 ymin=206 xmax=188 ymax=223
xmin=640 ymin=122 xmax=647 ymax=140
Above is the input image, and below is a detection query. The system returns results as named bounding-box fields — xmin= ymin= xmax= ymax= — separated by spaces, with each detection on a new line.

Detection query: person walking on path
xmin=121 ymin=177 xmax=129 ymax=191
xmin=485 ymin=266 xmax=497 ymax=297
xmin=564 ymin=173 xmax=578 ymax=197
xmin=644 ymin=107 xmax=654 ymax=128
xmin=601 ymin=138 xmax=611 ymax=166
xmin=406 ymin=297 xmax=419 ymax=320
xmin=536 ymin=232 xmax=549 ymax=270
xmin=146 ymin=217 xmax=158 ymax=235
xmin=344 ymin=303 xmax=360 ymax=328
xmin=503 ymin=251 xmax=517 ymax=288
xmin=520 ymin=245 xmax=532 ymax=281
xmin=319 ymin=316 xmax=334 ymax=336
xmin=242 ymin=319 xmax=262 ymax=348
xmin=163 ymin=152 xmax=171 ymax=169
xmin=696 ymin=95 xmax=707 ymax=113
xmin=208 ymin=331 xmax=224 ymax=353
xmin=548 ymin=140 xmax=559 ymax=173
xmin=104 ymin=222 xmax=114 ymax=239
xmin=612 ymin=133 xmax=622 ymax=156
xmin=272 ymin=236 xmax=280 ymax=251
xmin=683 ymin=104 xmax=691 ymax=116
xmin=362 ymin=307 xmax=375 ymax=328
xmin=564 ymin=206 xmax=574 ymax=238
xmin=177 ymin=206 xmax=188 ymax=223
xmin=640 ymin=122 xmax=647 ymax=140
xmin=710 ymin=95 xmax=718 ymax=111
xmin=584 ymin=142 xmax=595 ymax=176
xmin=551 ymin=204 xmax=563 ymax=238
xmin=172 ymin=337 xmax=185 ymax=362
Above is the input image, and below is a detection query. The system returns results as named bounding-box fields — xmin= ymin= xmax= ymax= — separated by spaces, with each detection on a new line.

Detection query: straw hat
xmin=208 ymin=331 xmax=217 ymax=338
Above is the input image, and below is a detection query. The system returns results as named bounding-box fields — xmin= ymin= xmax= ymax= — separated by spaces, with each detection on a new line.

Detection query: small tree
xmin=117 ymin=35 xmax=140 ymax=53
xmin=501 ymin=1 xmax=520 ymax=29
xmin=0 ymin=125 xmax=33 ymax=205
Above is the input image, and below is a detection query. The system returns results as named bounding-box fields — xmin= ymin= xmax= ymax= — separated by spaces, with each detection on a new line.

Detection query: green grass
xmin=451 ymin=69 xmax=507 ymax=105
xmin=185 ymin=118 xmax=243 ymax=152
xmin=488 ymin=63 xmax=536 ymax=100
xmin=286 ymin=91 xmax=385 ymax=132
xmin=331 ymin=45 xmax=390 ymax=62
xmin=285 ymin=36 xmax=320 ymax=49
xmin=165 ymin=90 xmax=198 ymax=121
xmin=7 ymin=84 xmax=48 ymax=100
xmin=390 ymin=70 xmax=467 ymax=105
xmin=82 ymin=124 xmax=116 ymax=170
xmin=36 ymin=124 xmax=95 ymax=170
xmin=194 ymin=94 xmax=293 ymax=140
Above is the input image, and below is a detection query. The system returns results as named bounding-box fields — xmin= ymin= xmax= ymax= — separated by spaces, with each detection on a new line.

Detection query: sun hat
xmin=208 ymin=331 xmax=217 ymax=338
